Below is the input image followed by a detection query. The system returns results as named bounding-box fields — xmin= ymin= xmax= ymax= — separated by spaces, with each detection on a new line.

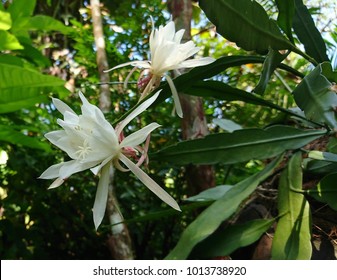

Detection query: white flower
xmin=39 ymin=91 xmax=180 ymax=229
xmin=105 ymin=18 xmax=215 ymax=118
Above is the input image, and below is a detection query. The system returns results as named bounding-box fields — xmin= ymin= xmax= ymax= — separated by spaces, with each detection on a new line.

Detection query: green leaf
xmin=254 ymin=48 xmax=288 ymax=94
xmin=0 ymin=125 xmax=50 ymax=151
xmin=213 ymin=118 xmax=242 ymax=132
xmin=165 ymin=155 xmax=283 ymax=260
xmin=185 ymin=185 xmax=234 ymax=202
xmin=275 ymin=0 xmax=295 ymax=41
xmin=0 ymin=10 xmax=12 ymax=30
xmin=0 ymin=63 xmax=66 ymax=113
xmin=183 ymin=81 xmax=309 ymax=121
xmin=304 ymin=159 xmax=337 ymax=175
xmin=152 ymin=125 xmax=326 ymax=165
xmin=26 ymin=15 xmax=71 ymax=34
xmin=192 ymin=218 xmax=275 ymax=258
xmin=199 ymin=0 xmax=294 ymax=53
xmin=7 ymin=0 xmax=36 ymax=21
xmin=115 ymin=56 xmax=304 ymax=125
xmin=308 ymin=151 xmax=337 ymax=163
xmin=0 ymin=30 xmax=23 ymax=50
xmin=306 ymin=173 xmax=337 ymax=211
xmin=293 ymin=62 xmax=337 ymax=128
xmin=293 ymin=0 xmax=329 ymax=63
xmin=17 ymin=39 xmax=51 ymax=67
xmin=272 ymin=152 xmax=312 ymax=259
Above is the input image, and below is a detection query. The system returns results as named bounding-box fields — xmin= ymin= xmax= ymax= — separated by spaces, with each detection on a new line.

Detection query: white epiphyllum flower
xmin=105 ymin=18 xmax=215 ymax=118
xmin=39 ymin=92 xmax=180 ymax=229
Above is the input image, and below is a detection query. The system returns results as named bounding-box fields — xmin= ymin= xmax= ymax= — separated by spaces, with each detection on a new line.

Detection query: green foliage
xmin=1 ymin=0 xmax=337 ymax=260
xmin=272 ymin=152 xmax=312 ymax=259
xmin=165 ymin=155 xmax=283 ymax=259
xmin=199 ymin=0 xmax=293 ymax=53
xmin=293 ymin=0 xmax=329 ymax=63
xmin=153 ymin=126 xmax=326 ymax=165
xmin=293 ymin=62 xmax=337 ymax=128
xmin=191 ymin=218 xmax=275 ymax=258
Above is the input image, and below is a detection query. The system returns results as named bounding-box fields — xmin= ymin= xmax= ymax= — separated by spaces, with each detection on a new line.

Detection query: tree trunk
xmin=168 ymin=0 xmax=215 ymax=194
xmin=90 ymin=0 xmax=133 ymax=259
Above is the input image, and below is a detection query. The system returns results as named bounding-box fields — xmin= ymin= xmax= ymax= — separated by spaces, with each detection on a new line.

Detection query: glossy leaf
xmin=308 ymin=151 xmax=337 ymax=163
xmin=25 ymin=15 xmax=72 ymax=34
xmin=306 ymin=173 xmax=337 ymax=211
xmin=304 ymin=159 xmax=337 ymax=175
xmin=0 ymin=125 xmax=51 ymax=151
xmin=293 ymin=0 xmax=329 ymax=63
xmin=0 ymin=30 xmax=23 ymax=51
xmin=293 ymin=62 xmax=337 ymax=128
xmin=185 ymin=185 xmax=233 ymax=202
xmin=213 ymin=118 xmax=242 ymax=132
xmin=152 ymin=126 xmax=326 ymax=165
xmin=199 ymin=0 xmax=294 ymax=53
xmin=192 ymin=218 xmax=275 ymax=258
xmin=254 ymin=48 xmax=288 ymax=94
xmin=0 ymin=10 xmax=12 ymax=30
xmin=7 ymin=0 xmax=36 ymax=21
xmin=0 ymin=63 xmax=66 ymax=113
xmin=272 ymin=152 xmax=312 ymax=259
xmin=183 ymin=81 xmax=308 ymax=121
xmin=275 ymin=0 xmax=295 ymax=41
xmin=165 ymin=155 xmax=283 ymax=260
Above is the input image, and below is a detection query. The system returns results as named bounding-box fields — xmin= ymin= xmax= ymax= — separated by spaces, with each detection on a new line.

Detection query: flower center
xmin=75 ymin=139 xmax=92 ymax=160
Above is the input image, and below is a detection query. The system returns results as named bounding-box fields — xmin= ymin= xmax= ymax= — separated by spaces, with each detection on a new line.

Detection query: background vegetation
xmin=0 ymin=0 xmax=336 ymax=259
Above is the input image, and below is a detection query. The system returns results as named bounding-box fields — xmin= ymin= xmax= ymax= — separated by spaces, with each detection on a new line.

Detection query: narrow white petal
xmin=93 ymin=164 xmax=111 ymax=230
xmin=58 ymin=159 xmax=99 ymax=179
xmin=165 ymin=75 xmax=183 ymax=118
xmin=174 ymin=29 xmax=185 ymax=44
xmin=120 ymin=123 xmax=161 ymax=148
xmin=48 ymin=178 xmax=65 ymax=189
xmin=90 ymin=155 xmax=114 ymax=175
xmin=116 ymin=91 xmax=160 ymax=136
xmin=103 ymin=60 xmax=148 ymax=72
xmin=39 ymin=162 xmax=65 ymax=179
xmin=119 ymin=154 xmax=181 ymax=211
xmin=52 ymin=98 xmax=75 ymax=115
xmin=178 ymin=57 xmax=215 ymax=68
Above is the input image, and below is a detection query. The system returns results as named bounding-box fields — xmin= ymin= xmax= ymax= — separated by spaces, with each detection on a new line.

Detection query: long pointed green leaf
xmin=191 ymin=218 xmax=275 ymax=259
xmin=275 ymin=0 xmax=295 ymax=41
xmin=309 ymin=151 xmax=337 ymax=163
xmin=0 ymin=30 xmax=23 ymax=50
xmin=0 ymin=63 xmax=66 ymax=113
xmin=199 ymin=0 xmax=295 ymax=53
xmin=0 ymin=125 xmax=51 ymax=151
xmin=0 ymin=10 xmax=12 ymax=30
xmin=152 ymin=126 xmax=326 ymax=165
xmin=272 ymin=152 xmax=312 ymax=259
xmin=183 ymin=81 xmax=309 ymax=121
xmin=293 ymin=62 xmax=337 ymax=129
xmin=254 ymin=48 xmax=288 ymax=94
xmin=293 ymin=0 xmax=329 ymax=63
xmin=165 ymin=155 xmax=283 ymax=260
xmin=306 ymin=172 xmax=337 ymax=211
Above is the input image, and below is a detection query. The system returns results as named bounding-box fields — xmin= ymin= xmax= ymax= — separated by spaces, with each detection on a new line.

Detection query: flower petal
xmin=165 ymin=75 xmax=183 ymax=118
xmin=93 ymin=163 xmax=111 ymax=230
xmin=52 ymin=97 xmax=76 ymax=115
xmin=178 ymin=57 xmax=215 ymax=69
xmin=119 ymin=153 xmax=181 ymax=211
xmin=120 ymin=122 xmax=161 ymax=148
xmin=39 ymin=162 xmax=65 ymax=179
xmin=116 ymin=90 xmax=160 ymax=136
xmin=48 ymin=178 xmax=65 ymax=189
xmin=103 ymin=60 xmax=150 ymax=72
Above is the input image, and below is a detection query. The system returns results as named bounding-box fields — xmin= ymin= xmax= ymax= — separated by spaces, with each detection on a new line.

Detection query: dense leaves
xmin=1 ymin=0 xmax=337 ymax=260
